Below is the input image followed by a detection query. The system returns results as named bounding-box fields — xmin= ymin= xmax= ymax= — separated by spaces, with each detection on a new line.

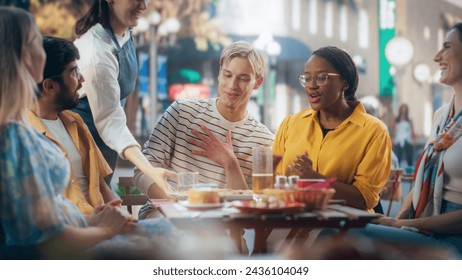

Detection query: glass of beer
xmin=252 ymin=146 xmax=273 ymax=193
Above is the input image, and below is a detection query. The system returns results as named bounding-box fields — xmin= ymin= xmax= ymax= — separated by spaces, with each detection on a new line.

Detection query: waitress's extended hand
xmin=145 ymin=167 xmax=178 ymax=194
xmin=123 ymin=146 xmax=178 ymax=194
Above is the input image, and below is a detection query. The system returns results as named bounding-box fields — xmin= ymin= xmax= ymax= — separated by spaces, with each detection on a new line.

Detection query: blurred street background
xmin=3 ymin=0 xmax=462 ymax=176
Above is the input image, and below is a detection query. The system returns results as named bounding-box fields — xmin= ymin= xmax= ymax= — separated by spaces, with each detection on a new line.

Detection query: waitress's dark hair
xmin=312 ymin=46 xmax=358 ymax=101
xmin=452 ymin=23 xmax=462 ymax=42
xmin=75 ymin=0 xmax=111 ymax=36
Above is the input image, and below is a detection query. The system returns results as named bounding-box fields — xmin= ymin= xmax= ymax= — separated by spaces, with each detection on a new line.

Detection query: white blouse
xmin=443 ymin=136 xmax=462 ymax=204
xmin=73 ymin=24 xmax=139 ymax=158
xmin=394 ymin=120 xmax=413 ymax=146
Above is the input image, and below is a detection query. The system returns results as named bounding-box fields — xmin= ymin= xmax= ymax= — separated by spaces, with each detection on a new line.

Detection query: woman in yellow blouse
xmin=273 ymin=46 xmax=392 ymax=211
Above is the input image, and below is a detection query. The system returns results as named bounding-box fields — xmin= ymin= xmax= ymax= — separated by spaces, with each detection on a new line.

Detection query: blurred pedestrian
xmin=391 ymin=103 xmax=416 ymax=167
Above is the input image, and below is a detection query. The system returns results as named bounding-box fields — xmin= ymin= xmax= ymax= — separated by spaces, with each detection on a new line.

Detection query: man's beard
xmin=57 ymin=84 xmax=80 ymax=111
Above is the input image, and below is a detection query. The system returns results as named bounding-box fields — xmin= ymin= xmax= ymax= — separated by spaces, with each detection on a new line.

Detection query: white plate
xmin=221 ymin=194 xmax=253 ymax=201
xmin=171 ymin=192 xmax=254 ymax=201
xmin=170 ymin=193 xmax=188 ymax=201
xmin=181 ymin=201 xmax=224 ymax=211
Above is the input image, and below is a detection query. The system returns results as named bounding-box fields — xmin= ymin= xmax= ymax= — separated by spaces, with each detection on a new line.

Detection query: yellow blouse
xmin=273 ymin=103 xmax=392 ymax=211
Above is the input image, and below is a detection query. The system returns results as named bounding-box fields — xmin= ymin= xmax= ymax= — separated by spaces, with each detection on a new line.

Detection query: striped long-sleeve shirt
xmin=133 ymin=98 xmax=274 ymax=194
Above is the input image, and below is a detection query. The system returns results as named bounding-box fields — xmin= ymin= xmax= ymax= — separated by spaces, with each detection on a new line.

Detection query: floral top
xmin=0 ymin=123 xmax=87 ymax=246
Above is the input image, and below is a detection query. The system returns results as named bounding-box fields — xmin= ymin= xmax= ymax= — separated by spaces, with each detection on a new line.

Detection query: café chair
xmin=380 ymin=168 xmax=404 ymax=216
xmin=118 ymin=176 xmax=149 ymax=215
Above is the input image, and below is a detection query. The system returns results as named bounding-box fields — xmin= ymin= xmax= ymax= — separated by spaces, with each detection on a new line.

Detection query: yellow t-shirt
xmin=273 ymin=103 xmax=391 ymax=211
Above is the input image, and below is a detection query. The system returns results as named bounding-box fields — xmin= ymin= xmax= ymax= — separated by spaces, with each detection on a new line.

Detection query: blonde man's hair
xmin=219 ymin=41 xmax=267 ymax=78
xmin=0 ymin=7 xmax=37 ymax=126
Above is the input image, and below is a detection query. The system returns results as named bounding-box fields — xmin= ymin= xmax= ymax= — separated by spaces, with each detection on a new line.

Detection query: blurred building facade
xmin=24 ymin=0 xmax=461 ymax=137
xmin=213 ymin=0 xmax=462 ymax=135
xmin=392 ymin=0 xmax=462 ymax=138
xmin=218 ymin=0 xmax=381 ymax=132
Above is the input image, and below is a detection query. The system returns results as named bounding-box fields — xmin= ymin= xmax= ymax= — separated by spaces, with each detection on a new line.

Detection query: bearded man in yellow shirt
xmin=29 ymin=36 xmax=115 ymax=215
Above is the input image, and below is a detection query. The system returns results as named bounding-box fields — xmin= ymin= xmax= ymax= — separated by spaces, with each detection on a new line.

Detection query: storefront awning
xmin=158 ymin=35 xmax=312 ymax=63
xmin=231 ymin=35 xmax=312 ymax=62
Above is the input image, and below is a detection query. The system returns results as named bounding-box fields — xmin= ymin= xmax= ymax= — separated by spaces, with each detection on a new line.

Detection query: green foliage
xmin=116 ymin=185 xmax=142 ymax=196
xmin=30 ymin=0 xmax=91 ymax=39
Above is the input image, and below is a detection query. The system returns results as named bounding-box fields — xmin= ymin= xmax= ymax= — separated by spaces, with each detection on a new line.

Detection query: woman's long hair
xmin=0 ymin=7 xmax=37 ymax=126
xmin=396 ymin=104 xmax=410 ymax=122
xmin=75 ymin=0 xmax=111 ymax=36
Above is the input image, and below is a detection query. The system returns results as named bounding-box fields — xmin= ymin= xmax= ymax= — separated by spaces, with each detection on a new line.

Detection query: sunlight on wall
xmin=324 ymin=1 xmax=333 ymax=38
xmin=218 ymin=0 xmax=286 ymax=35
xmin=340 ymin=4 xmax=348 ymax=42
xmin=291 ymin=0 xmax=301 ymax=31
xmin=273 ymin=83 xmax=289 ymax=131
xmin=309 ymin=0 xmax=318 ymax=35
xmin=358 ymin=9 xmax=369 ymax=48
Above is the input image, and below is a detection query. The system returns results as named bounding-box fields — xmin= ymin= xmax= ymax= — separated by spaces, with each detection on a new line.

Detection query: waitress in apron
xmin=73 ymin=0 xmax=175 ymax=191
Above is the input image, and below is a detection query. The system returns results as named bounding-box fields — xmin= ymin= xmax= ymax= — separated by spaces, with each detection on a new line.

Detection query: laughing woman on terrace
xmin=346 ymin=23 xmax=462 ymax=256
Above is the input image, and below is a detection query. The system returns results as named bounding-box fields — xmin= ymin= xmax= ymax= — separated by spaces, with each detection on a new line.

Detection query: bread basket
xmin=262 ymin=177 xmax=336 ymax=210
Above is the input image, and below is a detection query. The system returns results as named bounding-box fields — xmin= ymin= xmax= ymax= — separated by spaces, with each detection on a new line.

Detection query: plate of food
xmin=181 ymin=201 xmax=225 ymax=211
xmin=170 ymin=192 xmax=188 ymax=201
xmin=219 ymin=189 xmax=254 ymax=201
xmin=180 ymin=187 xmax=224 ymax=210
xmin=232 ymin=200 xmax=305 ymax=213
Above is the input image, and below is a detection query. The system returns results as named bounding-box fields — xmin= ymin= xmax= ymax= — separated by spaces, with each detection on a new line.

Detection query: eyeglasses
xmin=48 ymin=67 xmax=81 ymax=81
xmin=298 ymin=72 xmax=341 ymax=87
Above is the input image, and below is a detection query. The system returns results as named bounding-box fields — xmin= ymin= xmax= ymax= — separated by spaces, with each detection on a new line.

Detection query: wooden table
xmin=155 ymin=201 xmax=380 ymax=255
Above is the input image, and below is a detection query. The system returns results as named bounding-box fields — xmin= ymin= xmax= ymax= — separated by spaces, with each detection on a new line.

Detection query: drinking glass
xmin=177 ymin=171 xmax=199 ymax=194
xmin=252 ymin=146 xmax=273 ymax=193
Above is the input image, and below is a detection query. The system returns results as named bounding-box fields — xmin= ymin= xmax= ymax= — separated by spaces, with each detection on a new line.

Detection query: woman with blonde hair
xmin=0 ymin=7 xmax=178 ymax=259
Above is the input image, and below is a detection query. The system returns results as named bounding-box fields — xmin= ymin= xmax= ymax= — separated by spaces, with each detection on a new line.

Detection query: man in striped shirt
xmin=134 ymin=41 xmax=274 ymax=218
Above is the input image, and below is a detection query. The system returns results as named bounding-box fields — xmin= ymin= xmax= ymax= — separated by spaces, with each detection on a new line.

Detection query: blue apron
xmin=73 ymin=27 xmax=137 ymax=183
